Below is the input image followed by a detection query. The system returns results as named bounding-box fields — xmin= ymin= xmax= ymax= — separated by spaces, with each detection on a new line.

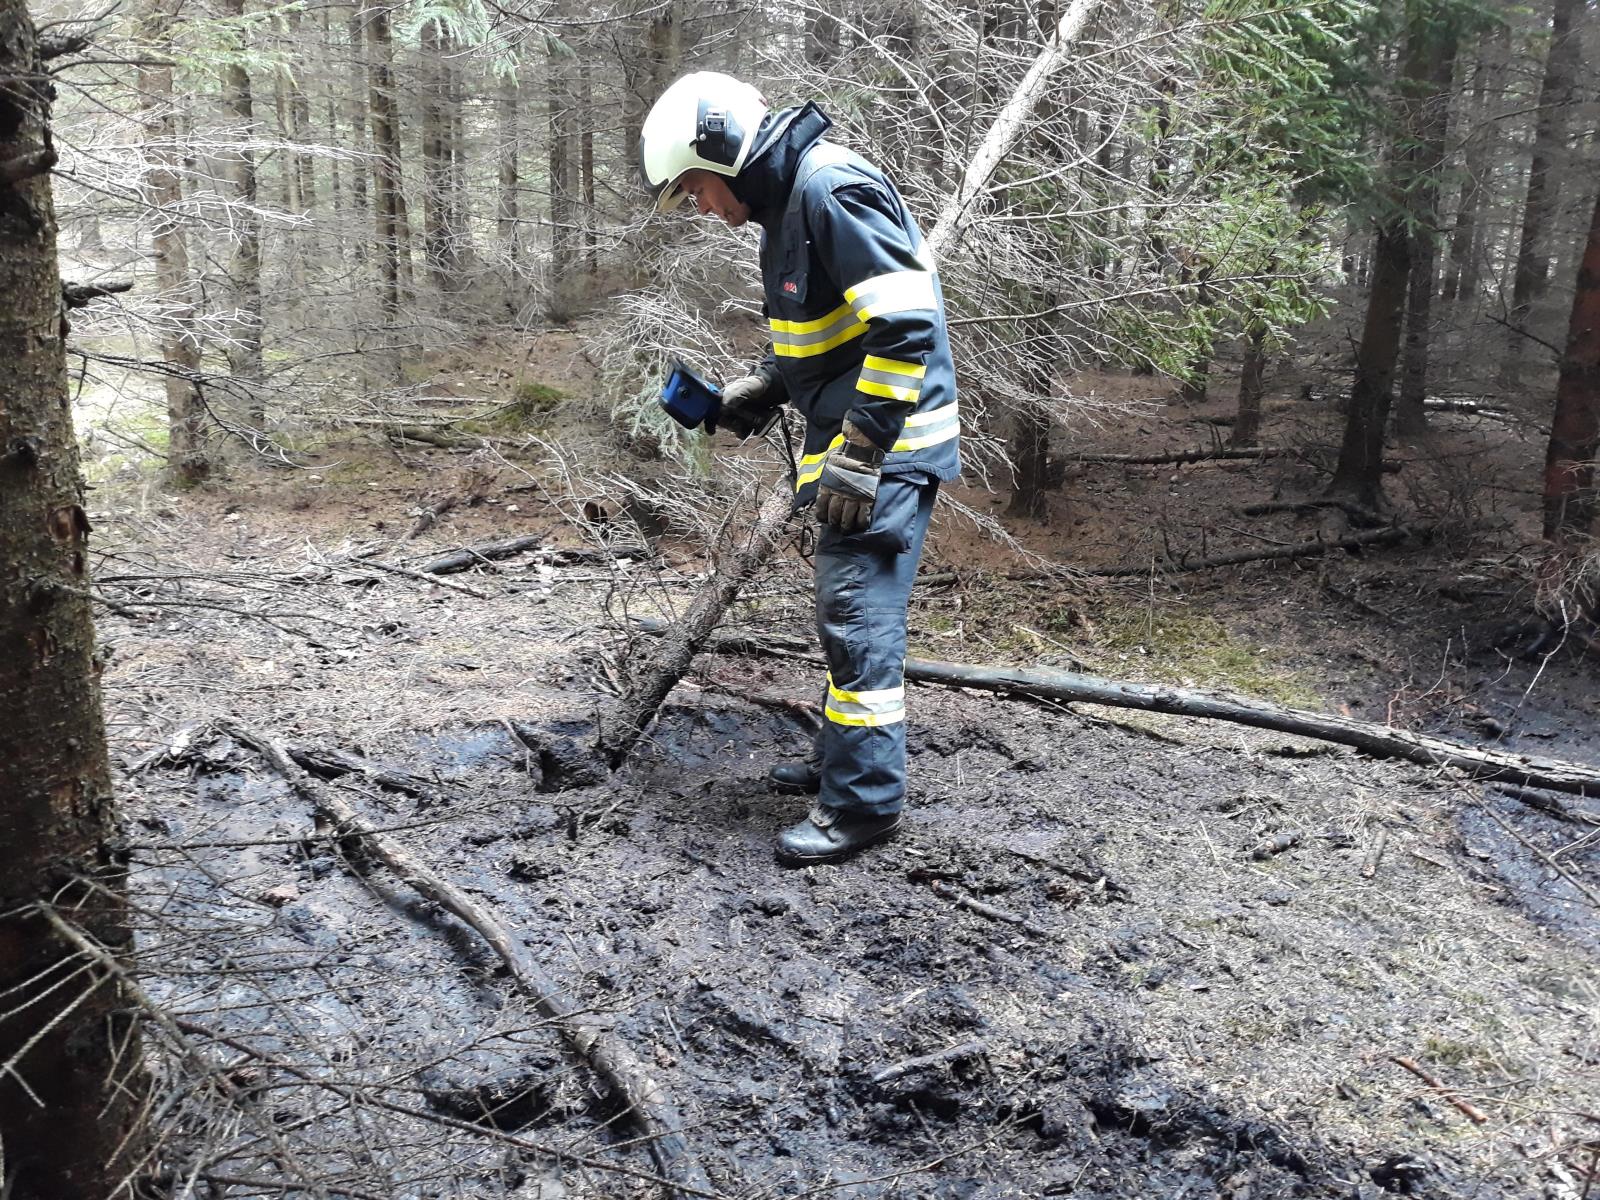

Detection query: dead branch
xmin=219 ymin=720 xmax=716 ymax=1199
xmin=1361 ymin=829 xmax=1389 ymax=879
xmin=361 ymin=557 xmax=489 ymax=598
xmin=1493 ymin=784 xmax=1600 ymax=827
xmin=414 ymin=536 xmax=648 ymax=576
xmin=596 ymin=487 xmax=796 ymax=767
xmin=929 ymin=880 xmax=1057 ymax=939
xmin=1390 ymin=1056 xmax=1490 ymax=1125
xmin=1074 ymin=447 xmax=1293 ymax=465
xmin=63 ymin=280 xmax=133 ymax=308
xmin=1083 ymin=524 xmax=1433 ymax=577
xmin=1239 ymin=498 xmax=1378 ymax=519
xmin=871 ymin=1041 xmax=987 ymax=1085
xmin=283 ymin=744 xmax=463 ymax=805
xmin=386 ymin=425 xmax=484 ymax=450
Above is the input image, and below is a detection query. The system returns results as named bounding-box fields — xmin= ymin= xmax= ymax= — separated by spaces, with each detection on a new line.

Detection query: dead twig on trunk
xmin=219 ymin=720 xmax=716 ymax=1199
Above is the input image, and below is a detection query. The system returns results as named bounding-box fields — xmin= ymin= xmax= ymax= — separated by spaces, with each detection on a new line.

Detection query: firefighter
xmin=639 ymin=72 xmax=960 ymax=865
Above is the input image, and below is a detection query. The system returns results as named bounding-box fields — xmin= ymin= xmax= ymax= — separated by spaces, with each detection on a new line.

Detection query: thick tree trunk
xmin=1503 ymin=0 xmax=1583 ymax=385
xmin=1543 ymin=188 xmax=1600 ymax=539
xmin=218 ymin=0 xmax=264 ymax=418
xmin=1395 ymin=40 xmax=1458 ymax=435
xmin=137 ymin=4 xmax=207 ymax=484
xmin=420 ymin=21 xmax=451 ymax=291
xmin=1231 ymin=320 xmax=1268 ymax=448
xmin=497 ymin=71 xmax=519 ymax=267
xmin=1007 ymin=402 xmax=1053 ymax=519
xmin=0 ymin=6 xmax=144 ymax=1192
xmin=367 ymin=6 xmax=405 ymax=322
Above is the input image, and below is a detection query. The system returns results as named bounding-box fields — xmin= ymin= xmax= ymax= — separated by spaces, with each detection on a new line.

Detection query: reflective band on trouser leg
xmin=812 ymin=473 xmax=940 ymax=816
xmin=795 ymin=433 xmax=845 ymax=492
xmin=825 ymin=674 xmax=906 ymax=727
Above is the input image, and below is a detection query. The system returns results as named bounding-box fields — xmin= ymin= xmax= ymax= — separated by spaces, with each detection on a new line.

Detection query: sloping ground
xmin=107 ymin=517 xmax=1600 ymax=1198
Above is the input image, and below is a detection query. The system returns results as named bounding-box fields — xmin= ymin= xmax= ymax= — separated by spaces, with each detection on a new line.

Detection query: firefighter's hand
xmin=716 ymin=374 xmax=777 ymax=439
xmin=816 ymin=422 xmax=884 ymax=533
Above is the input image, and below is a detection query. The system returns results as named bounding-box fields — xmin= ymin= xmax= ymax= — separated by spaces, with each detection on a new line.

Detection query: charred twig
xmin=1361 ymin=829 xmax=1389 ymax=879
xmin=1250 ymin=830 xmax=1301 ymax=860
xmin=62 ymin=280 xmax=133 ymax=308
xmin=415 ymin=537 xmax=648 ymax=576
xmin=1390 ymin=1055 xmax=1490 ymax=1125
xmin=283 ymin=744 xmax=463 ymax=805
xmin=220 ymin=720 xmax=717 ymax=1198
xmin=930 ymin=880 xmax=1056 ymax=939
xmin=1084 ymin=525 xmax=1433 ymax=578
xmin=871 ymin=1041 xmax=987 ymax=1085
xmin=1072 ymin=446 xmax=1293 ymax=465
xmin=1476 ymin=803 xmax=1600 ymax=910
xmin=1494 ymin=784 xmax=1600 ymax=827
xmin=362 ymin=558 xmax=489 ymax=599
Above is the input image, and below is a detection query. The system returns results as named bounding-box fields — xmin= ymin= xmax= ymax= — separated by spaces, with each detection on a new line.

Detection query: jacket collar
xmin=730 ymin=102 xmax=832 ymax=231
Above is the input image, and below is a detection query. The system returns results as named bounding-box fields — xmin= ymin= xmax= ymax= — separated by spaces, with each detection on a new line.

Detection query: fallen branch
xmin=1494 ymin=784 xmax=1600 ymax=827
xmin=872 ymin=1040 xmax=987 ymax=1085
xmin=1361 ymin=829 xmax=1389 ymax=879
xmin=415 ymin=537 xmax=648 ymax=576
xmin=220 ymin=721 xmax=715 ymax=1198
xmin=597 ymin=487 xmax=797 ymax=767
xmin=363 ymin=557 xmax=489 ymax=598
xmin=1476 ymin=802 xmax=1600 ymax=909
xmin=1390 ymin=1055 xmax=1490 ymax=1125
xmin=1073 ymin=447 xmax=1293 ymax=466
xmin=627 ymin=622 xmax=1600 ymax=796
xmin=930 ymin=880 xmax=1056 ymax=939
xmin=1083 ymin=524 xmax=1432 ymax=577
xmin=284 ymin=744 xmax=462 ymax=805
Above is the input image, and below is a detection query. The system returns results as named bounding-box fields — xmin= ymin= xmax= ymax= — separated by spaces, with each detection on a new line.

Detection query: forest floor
xmin=90 ymin=327 xmax=1600 ymax=1199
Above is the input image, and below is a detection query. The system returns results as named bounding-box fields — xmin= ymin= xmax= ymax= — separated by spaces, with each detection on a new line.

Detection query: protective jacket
xmin=737 ymin=105 xmax=961 ymax=512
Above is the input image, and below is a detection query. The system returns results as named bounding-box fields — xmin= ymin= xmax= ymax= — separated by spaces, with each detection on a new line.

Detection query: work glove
xmin=816 ymin=420 xmax=884 ymax=534
xmin=711 ymin=371 xmax=781 ymax=439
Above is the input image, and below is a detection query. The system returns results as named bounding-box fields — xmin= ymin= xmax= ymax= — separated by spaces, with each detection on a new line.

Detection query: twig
xmin=930 ymin=880 xmax=1055 ymax=939
xmin=1390 ymin=1055 xmax=1490 ymax=1124
xmin=871 ymin=1041 xmax=987 ymax=1085
xmin=1476 ymin=803 xmax=1600 ymax=910
xmin=1361 ymin=828 xmax=1389 ymax=879
xmin=1074 ymin=446 xmax=1293 ymax=465
xmin=362 ymin=558 xmax=489 ymax=598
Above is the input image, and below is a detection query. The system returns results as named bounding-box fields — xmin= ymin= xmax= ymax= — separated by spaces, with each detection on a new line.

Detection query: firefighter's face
xmin=679 ymin=170 xmax=750 ymax=228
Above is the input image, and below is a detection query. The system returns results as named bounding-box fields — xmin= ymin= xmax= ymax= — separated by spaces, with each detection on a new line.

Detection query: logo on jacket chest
xmin=783 ymin=280 xmax=799 ymax=295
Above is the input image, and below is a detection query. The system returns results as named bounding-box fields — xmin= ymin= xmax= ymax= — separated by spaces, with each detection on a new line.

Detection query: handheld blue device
xmin=659 ymin=361 xmax=723 ymax=430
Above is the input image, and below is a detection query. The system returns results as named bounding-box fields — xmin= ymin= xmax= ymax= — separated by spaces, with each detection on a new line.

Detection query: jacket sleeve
xmin=808 ymin=182 xmax=938 ymax=454
xmin=755 ymin=349 xmax=789 ymax=406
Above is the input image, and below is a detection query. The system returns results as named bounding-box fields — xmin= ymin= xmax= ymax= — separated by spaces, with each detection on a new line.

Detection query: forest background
xmin=5 ymin=0 xmax=1600 ymax=1195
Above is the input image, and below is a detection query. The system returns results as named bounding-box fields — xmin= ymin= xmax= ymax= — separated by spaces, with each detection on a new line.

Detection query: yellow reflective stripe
xmin=825 ymin=708 xmax=906 ymax=728
xmin=794 ymin=434 xmax=845 ymax=490
xmin=862 ymin=355 xmax=926 ymax=379
xmin=891 ymin=403 xmax=959 ymax=453
xmin=770 ymin=302 xmax=855 ymax=335
xmin=827 ymin=679 xmax=904 ymax=707
xmin=844 ymin=270 xmax=937 ymax=320
xmin=772 ymin=322 xmax=867 ymax=358
xmin=857 ymin=379 xmax=920 ymax=403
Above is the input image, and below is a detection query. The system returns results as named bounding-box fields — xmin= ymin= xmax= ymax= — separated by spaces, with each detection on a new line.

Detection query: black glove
xmin=710 ymin=372 xmax=781 ymax=439
xmin=816 ymin=422 xmax=884 ymax=533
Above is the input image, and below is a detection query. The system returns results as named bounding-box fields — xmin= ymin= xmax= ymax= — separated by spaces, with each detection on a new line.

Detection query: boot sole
xmin=773 ymin=818 xmax=900 ymax=867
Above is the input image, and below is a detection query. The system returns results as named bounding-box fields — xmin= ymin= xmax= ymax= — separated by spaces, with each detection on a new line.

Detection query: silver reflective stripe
xmin=892 ymin=403 xmax=959 ymax=454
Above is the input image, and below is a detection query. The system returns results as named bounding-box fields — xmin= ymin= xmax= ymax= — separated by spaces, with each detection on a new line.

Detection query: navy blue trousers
xmin=812 ymin=472 xmax=938 ymax=815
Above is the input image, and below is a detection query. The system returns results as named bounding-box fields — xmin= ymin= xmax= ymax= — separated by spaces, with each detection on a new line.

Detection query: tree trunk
xmin=1543 ymin=187 xmax=1600 ymax=539
xmin=1006 ymin=402 xmax=1052 ymax=519
xmin=1504 ymin=0 xmax=1584 ymax=385
xmin=1441 ymin=25 xmax=1506 ymax=303
xmin=218 ymin=0 xmax=264 ymax=418
xmin=286 ymin=7 xmax=314 ymax=213
xmin=0 ymin=6 xmax=144 ymax=1192
xmin=1329 ymin=8 xmax=1455 ymax=506
xmin=497 ymin=70 xmax=519 ymax=267
xmin=345 ymin=6 xmax=369 ymax=266
xmin=137 ymin=3 xmax=207 ymax=484
xmin=581 ymin=57 xmax=597 ymax=275
xmin=1394 ymin=38 xmax=1457 ymax=435
xmin=1231 ymin=320 xmax=1268 ymax=448
xmin=367 ymin=5 xmax=405 ymax=322
xmin=420 ymin=21 xmax=451 ymax=291
xmin=547 ymin=43 xmax=579 ymax=302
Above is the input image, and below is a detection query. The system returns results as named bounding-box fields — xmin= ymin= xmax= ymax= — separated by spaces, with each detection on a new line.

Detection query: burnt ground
xmin=92 ymin=338 xmax=1600 ymax=1199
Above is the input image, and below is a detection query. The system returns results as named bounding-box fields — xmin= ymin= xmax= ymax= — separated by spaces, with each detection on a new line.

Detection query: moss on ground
xmin=461 ymin=380 xmax=567 ymax=435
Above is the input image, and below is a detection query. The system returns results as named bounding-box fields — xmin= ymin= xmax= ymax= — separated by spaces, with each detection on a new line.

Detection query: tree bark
xmin=420 ymin=21 xmax=451 ymax=292
xmin=497 ymin=69 xmax=520 ymax=268
xmin=0 ymin=6 xmax=144 ymax=1191
xmin=1231 ymin=320 xmax=1268 ymax=448
xmin=136 ymin=0 xmax=207 ymax=484
xmin=218 ymin=0 xmax=265 ymax=418
xmin=1441 ymin=25 xmax=1506 ymax=303
xmin=367 ymin=5 xmax=406 ymax=322
xmin=547 ymin=43 xmax=580 ymax=295
xmin=1007 ymin=402 xmax=1053 ymax=519
xmin=1543 ymin=187 xmax=1600 ymax=539
xmin=1504 ymin=0 xmax=1584 ymax=386
xmin=344 ymin=5 xmax=369 ymax=266
xmin=1395 ymin=40 xmax=1459 ymax=435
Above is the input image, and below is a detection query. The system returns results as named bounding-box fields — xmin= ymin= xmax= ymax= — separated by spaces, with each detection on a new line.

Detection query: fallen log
xmin=1083 ymin=524 xmax=1432 ymax=578
xmin=1072 ymin=447 xmax=1294 ymax=466
xmin=221 ymin=720 xmax=715 ymax=1199
xmin=415 ymin=537 xmax=649 ymax=576
xmin=625 ymin=622 xmax=1600 ymax=798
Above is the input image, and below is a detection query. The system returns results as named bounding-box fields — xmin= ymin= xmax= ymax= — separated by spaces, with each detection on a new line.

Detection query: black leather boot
xmin=767 ymin=760 xmax=822 ymax=794
xmin=775 ymin=803 xmax=900 ymax=866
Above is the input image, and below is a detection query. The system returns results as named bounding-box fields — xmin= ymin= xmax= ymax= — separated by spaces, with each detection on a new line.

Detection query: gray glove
xmin=714 ymin=372 xmax=780 ymax=439
xmin=816 ymin=421 xmax=884 ymax=533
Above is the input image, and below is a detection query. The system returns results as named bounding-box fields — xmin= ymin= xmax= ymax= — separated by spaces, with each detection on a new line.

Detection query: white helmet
xmin=638 ymin=72 xmax=769 ymax=212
